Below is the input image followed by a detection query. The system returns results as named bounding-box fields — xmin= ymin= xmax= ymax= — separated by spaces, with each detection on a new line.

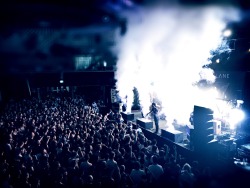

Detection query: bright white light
xmin=216 ymin=59 xmax=220 ymax=63
xmin=103 ymin=61 xmax=107 ymax=67
xmin=114 ymin=4 xmax=240 ymax=125
xmin=228 ymin=108 xmax=245 ymax=129
xmin=237 ymin=100 xmax=244 ymax=104
xmin=223 ymin=29 xmax=232 ymax=37
xmin=59 ymin=80 xmax=64 ymax=84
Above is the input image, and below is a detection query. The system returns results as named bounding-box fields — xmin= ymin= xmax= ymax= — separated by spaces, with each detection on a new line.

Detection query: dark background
xmin=0 ymin=0 xmax=250 ymax=113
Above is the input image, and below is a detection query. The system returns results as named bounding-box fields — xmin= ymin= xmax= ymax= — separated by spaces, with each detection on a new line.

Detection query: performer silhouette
xmin=146 ymin=102 xmax=160 ymax=134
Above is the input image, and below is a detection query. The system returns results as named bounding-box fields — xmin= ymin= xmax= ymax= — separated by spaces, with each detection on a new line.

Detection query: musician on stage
xmin=146 ymin=102 xmax=160 ymax=134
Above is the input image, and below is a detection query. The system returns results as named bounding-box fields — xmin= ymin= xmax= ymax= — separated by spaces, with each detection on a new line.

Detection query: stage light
xmin=103 ymin=61 xmax=107 ymax=67
xmin=223 ymin=29 xmax=232 ymax=37
xmin=207 ymin=87 xmax=218 ymax=98
xmin=216 ymin=59 xmax=220 ymax=63
xmin=234 ymin=109 xmax=245 ymax=122
xmin=229 ymin=108 xmax=245 ymax=129
xmin=237 ymin=100 xmax=244 ymax=104
xmin=60 ymin=72 xmax=64 ymax=84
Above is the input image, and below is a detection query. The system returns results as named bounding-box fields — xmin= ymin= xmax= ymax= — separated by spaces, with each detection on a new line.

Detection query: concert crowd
xmin=0 ymin=94 xmax=247 ymax=188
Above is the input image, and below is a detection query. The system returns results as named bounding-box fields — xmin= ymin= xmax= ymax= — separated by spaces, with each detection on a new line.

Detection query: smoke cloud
xmin=114 ymin=3 xmax=240 ymax=126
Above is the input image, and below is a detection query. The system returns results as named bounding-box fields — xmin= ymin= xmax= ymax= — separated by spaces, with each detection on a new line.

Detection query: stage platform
xmin=136 ymin=118 xmax=153 ymax=129
xmin=161 ymin=128 xmax=184 ymax=143
xmin=136 ymin=124 xmax=194 ymax=162
xmin=121 ymin=112 xmax=135 ymax=122
xmin=132 ymin=113 xmax=168 ymax=131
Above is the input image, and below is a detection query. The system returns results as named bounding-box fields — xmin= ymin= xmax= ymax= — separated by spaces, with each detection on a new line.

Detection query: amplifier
xmin=161 ymin=128 xmax=184 ymax=143
xmin=121 ymin=112 xmax=135 ymax=122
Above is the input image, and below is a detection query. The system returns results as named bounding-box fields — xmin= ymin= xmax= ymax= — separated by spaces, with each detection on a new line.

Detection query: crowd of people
xmin=0 ymin=94 xmax=247 ymax=188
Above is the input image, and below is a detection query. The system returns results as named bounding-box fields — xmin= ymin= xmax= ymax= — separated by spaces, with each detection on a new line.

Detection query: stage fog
xmin=113 ymin=2 xmax=242 ymax=129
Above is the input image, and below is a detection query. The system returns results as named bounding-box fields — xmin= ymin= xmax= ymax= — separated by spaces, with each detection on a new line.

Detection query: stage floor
xmin=131 ymin=110 xmax=168 ymax=130
xmin=131 ymin=110 xmax=189 ymax=142
xmin=148 ymin=119 xmax=168 ymax=133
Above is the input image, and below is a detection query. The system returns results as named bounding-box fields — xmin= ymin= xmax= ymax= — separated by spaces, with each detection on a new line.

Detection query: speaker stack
xmin=191 ymin=105 xmax=215 ymax=152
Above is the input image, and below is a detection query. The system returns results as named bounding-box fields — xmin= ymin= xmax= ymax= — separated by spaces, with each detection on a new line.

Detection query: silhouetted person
xmin=146 ymin=103 xmax=160 ymax=134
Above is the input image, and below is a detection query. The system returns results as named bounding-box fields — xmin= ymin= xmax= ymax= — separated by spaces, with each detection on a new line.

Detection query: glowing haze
xmin=114 ymin=4 xmax=240 ymax=126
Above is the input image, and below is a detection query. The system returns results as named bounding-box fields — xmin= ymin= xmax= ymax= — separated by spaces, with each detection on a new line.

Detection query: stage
xmin=131 ymin=111 xmax=189 ymax=143
xmin=124 ymin=111 xmax=193 ymax=157
xmin=128 ymin=110 xmax=246 ymax=165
